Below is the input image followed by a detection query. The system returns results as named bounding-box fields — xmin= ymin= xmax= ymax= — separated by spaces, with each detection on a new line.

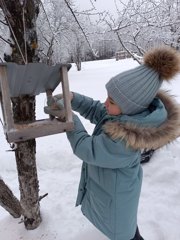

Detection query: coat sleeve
xmin=71 ymin=92 xmax=106 ymax=124
xmin=67 ymin=114 xmax=139 ymax=169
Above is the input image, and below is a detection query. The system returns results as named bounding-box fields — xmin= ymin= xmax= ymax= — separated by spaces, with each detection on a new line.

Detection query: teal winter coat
xmin=66 ymin=91 xmax=180 ymax=240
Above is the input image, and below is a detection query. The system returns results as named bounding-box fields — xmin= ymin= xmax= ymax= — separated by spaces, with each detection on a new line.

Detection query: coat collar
xmin=103 ymin=91 xmax=180 ymax=150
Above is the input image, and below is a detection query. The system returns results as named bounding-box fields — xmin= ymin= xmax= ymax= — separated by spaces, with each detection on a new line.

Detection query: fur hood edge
xmin=103 ymin=91 xmax=180 ymax=150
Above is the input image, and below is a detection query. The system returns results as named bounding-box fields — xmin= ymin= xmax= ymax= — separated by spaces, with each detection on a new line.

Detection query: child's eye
xmin=108 ymin=97 xmax=115 ymax=105
xmin=109 ymin=98 xmax=115 ymax=105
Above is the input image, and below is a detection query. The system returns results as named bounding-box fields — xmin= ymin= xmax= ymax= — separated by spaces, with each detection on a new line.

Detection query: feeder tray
xmin=0 ymin=62 xmax=74 ymax=143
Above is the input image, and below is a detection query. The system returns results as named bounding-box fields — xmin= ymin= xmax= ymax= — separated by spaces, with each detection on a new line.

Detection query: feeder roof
xmin=0 ymin=62 xmax=71 ymax=97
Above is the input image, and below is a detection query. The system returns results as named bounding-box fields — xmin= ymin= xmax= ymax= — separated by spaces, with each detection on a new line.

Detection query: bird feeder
xmin=0 ymin=62 xmax=74 ymax=143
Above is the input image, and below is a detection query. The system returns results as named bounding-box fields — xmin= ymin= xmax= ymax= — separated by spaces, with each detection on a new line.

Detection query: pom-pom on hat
xmin=106 ymin=46 xmax=180 ymax=115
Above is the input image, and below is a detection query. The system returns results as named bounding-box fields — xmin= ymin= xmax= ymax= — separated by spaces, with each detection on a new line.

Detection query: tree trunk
xmin=76 ymin=61 xmax=81 ymax=71
xmin=0 ymin=178 xmax=21 ymax=218
xmin=11 ymin=96 xmax=41 ymax=230
xmin=1 ymin=0 xmax=41 ymax=229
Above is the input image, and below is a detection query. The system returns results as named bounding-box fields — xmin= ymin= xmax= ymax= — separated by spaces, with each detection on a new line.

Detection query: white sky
xmin=74 ymin=0 xmax=120 ymax=16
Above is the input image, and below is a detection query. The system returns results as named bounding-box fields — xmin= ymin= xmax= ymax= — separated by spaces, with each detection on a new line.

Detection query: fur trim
xmin=103 ymin=91 xmax=180 ymax=150
xmin=144 ymin=46 xmax=180 ymax=80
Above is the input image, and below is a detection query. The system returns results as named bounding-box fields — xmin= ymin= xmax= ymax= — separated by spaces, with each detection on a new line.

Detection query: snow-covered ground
xmin=0 ymin=58 xmax=180 ymax=240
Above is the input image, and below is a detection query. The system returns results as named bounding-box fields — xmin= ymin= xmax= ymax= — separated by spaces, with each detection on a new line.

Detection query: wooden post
xmin=61 ymin=66 xmax=73 ymax=123
xmin=0 ymin=66 xmax=14 ymax=131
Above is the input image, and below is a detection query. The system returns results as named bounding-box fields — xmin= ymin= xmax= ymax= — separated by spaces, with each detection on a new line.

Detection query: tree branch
xmin=116 ymin=31 xmax=142 ymax=65
xmin=64 ymin=0 xmax=97 ymax=58
xmin=0 ymin=18 xmax=8 ymax=25
xmin=0 ymin=35 xmax=12 ymax=45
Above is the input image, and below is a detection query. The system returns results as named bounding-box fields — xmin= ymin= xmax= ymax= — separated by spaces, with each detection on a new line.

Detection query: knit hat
xmin=106 ymin=47 xmax=180 ymax=115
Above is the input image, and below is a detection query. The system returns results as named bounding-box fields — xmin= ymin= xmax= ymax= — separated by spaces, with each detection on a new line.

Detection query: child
xmin=49 ymin=47 xmax=180 ymax=239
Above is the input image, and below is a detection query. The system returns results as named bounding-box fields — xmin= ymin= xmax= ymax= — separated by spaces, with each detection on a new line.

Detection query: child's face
xmin=105 ymin=96 xmax=122 ymax=115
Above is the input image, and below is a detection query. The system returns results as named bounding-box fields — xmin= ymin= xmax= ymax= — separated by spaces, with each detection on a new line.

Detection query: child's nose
xmin=104 ymin=99 xmax=109 ymax=107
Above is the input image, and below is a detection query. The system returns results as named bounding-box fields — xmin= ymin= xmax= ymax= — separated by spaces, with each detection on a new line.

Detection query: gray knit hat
xmin=106 ymin=47 xmax=180 ymax=115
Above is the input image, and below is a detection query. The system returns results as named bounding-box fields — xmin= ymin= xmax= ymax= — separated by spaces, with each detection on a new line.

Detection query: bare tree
xmin=0 ymin=0 xmax=41 ymax=230
xmin=37 ymin=0 xmax=73 ymax=64
xmin=37 ymin=0 xmax=100 ymax=69
xmin=67 ymin=29 xmax=85 ymax=71
xmin=102 ymin=0 xmax=180 ymax=62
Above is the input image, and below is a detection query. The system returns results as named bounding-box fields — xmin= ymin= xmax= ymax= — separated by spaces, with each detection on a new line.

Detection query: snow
xmin=3 ymin=31 xmax=14 ymax=58
xmin=0 ymin=58 xmax=180 ymax=240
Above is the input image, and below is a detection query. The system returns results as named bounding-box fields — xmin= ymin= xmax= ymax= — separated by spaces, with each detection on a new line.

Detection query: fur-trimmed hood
xmin=104 ymin=91 xmax=180 ymax=150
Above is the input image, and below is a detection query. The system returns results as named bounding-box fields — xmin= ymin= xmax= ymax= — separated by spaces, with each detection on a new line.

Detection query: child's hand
xmin=47 ymin=92 xmax=73 ymax=109
xmin=47 ymin=95 xmax=56 ymax=107
xmin=55 ymin=99 xmax=64 ymax=110
xmin=44 ymin=97 xmax=65 ymax=121
xmin=45 ymin=92 xmax=73 ymax=120
xmin=53 ymin=92 xmax=74 ymax=102
xmin=47 ymin=96 xmax=64 ymax=110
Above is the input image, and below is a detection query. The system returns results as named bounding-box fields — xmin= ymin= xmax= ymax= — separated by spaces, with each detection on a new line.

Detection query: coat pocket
xmin=85 ymin=178 xmax=112 ymax=222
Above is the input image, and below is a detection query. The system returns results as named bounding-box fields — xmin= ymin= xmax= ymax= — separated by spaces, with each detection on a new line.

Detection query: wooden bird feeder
xmin=0 ymin=62 xmax=74 ymax=143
